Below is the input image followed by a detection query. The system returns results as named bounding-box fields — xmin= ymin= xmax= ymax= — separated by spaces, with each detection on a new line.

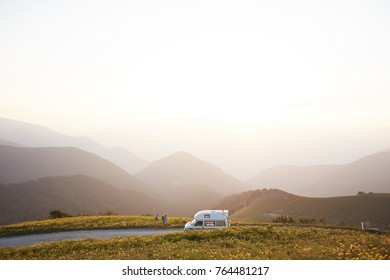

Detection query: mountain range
xmin=0 ymin=144 xmax=245 ymax=221
xmin=0 ymin=117 xmax=147 ymax=174
xmin=0 ymin=117 xmax=389 ymax=226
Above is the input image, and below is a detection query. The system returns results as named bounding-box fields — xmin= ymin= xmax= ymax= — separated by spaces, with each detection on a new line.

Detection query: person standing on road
xmin=162 ymin=214 xmax=167 ymax=227
xmin=155 ymin=214 xmax=159 ymax=226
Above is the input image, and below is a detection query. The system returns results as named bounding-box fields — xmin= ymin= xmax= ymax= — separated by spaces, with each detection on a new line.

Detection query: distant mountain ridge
xmin=0 ymin=175 xmax=167 ymax=225
xmin=246 ymin=164 xmax=341 ymax=194
xmin=136 ymin=151 xmax=245 ymax=199
xmin=0 ymin=144 xmax=147 ymax=192
xmin=0 ymin=138 xmax=25 ymax=147
xmin=0 ymin=117 xmax=147 ymax=173
xmin=307 ymin=151 xmax=390 ymax=196
xmin=2 ymin=117 xmax=390 ymax=198
xmin=247 ymin=151 xmax=390 ymax=197
xmin=135 ymin=151 xmax=246 ymax=216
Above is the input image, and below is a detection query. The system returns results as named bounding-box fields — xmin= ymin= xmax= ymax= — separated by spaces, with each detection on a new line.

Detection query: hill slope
xmin=246 ymin=165 xmax=341 ymax=194
xmin=0 ymin=138 xmax=24 ymax=147
xmin=136 ymin=151 xmax=245 ymax=199
xmin=0 ymin=117 xmax=147 ymax=173
xmin=135 ymin=151 xmax=245 ymax=216
xmin=0 ymin=175 xmax=166 ymax=225
xmin=0 ymin=145 xmax=148 ymax=192
xmin=247 ymin=150 xmax=390 ymax=197
xmin=218 ymin=189 xmax=390 ymax=229
xmin=306 ymin=151 xmax=390 ymax=196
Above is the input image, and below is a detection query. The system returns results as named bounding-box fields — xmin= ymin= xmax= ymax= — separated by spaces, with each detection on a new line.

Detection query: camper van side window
xmin=204 ymin=221 xmax=215 ymax=227
xmin=194 ymin=221 xmax=203 ymax=226
xmin=204 ymin=214 xmax=210 ymax=218
xmin=216 ymin=221 xmax=226 ymax=226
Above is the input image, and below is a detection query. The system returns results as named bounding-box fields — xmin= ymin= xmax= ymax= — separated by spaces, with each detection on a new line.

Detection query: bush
xmin=272 ymin=215 xmax=295 ymax=224
xmin=98 ymin=210 xmax=118 ymax=216
xmin=49 ymin=210 xmax=71 ymax=219
xmin=298 ymin=218 xmax=316 ymax=224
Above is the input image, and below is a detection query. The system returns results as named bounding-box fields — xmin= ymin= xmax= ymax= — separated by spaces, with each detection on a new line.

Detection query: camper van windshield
xmin=190 ymin=219 xmax=197 ymax=225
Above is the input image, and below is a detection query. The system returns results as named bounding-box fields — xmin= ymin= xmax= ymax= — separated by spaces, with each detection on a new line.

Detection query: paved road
xmin=0 ymin=228 xmax=182 ymax=248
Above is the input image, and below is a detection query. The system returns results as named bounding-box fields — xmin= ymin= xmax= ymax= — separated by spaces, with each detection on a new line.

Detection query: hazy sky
xmin=1 ymin=0 xmax=390 ymax=179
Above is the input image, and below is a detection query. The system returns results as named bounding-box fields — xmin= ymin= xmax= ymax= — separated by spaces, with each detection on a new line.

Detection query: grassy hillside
xmin=0 ymin=226 xmax=388 ymax=260
xmin=0 ymin=215 xmax=189 ymax=237
xmin=218 ymin=189 xmax=390 ymax=229
xmin=0 ymin=175 xmax=169 ymax=225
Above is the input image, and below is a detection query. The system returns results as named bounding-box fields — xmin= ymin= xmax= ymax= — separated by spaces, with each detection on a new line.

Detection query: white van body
xmin=184 ymin=210 xmax=230 ymax=231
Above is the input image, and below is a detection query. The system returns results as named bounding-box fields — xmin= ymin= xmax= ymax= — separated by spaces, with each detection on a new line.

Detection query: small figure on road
xmin=154 ymin=214 xmax=159 ymax=225
xmin=162 ymin=214 xmax=167 ymax=227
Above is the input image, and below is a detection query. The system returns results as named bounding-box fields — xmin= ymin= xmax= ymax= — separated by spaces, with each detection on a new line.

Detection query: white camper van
xmin=184 ymin=210 xmax=230 ymax=231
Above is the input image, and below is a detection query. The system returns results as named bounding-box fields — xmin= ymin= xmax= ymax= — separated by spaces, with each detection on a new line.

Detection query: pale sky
xmin=1 ymin=0 xmax=390 ymax=179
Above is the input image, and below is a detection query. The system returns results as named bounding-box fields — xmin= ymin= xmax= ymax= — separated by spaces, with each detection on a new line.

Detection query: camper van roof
xmin=194 ymin=210 xmax=229 ymax=218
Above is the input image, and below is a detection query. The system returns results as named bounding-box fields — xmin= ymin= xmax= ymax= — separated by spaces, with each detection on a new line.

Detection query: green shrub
xmin=49 ymin=210 xmax=72 ymax=219
xmin=98 ymin=210 xmax=118 ymax=216
xmin=272 ymin=215 xmax=295 ymax=224
xmin=298 ymin=218 xmax=316 ymax=224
